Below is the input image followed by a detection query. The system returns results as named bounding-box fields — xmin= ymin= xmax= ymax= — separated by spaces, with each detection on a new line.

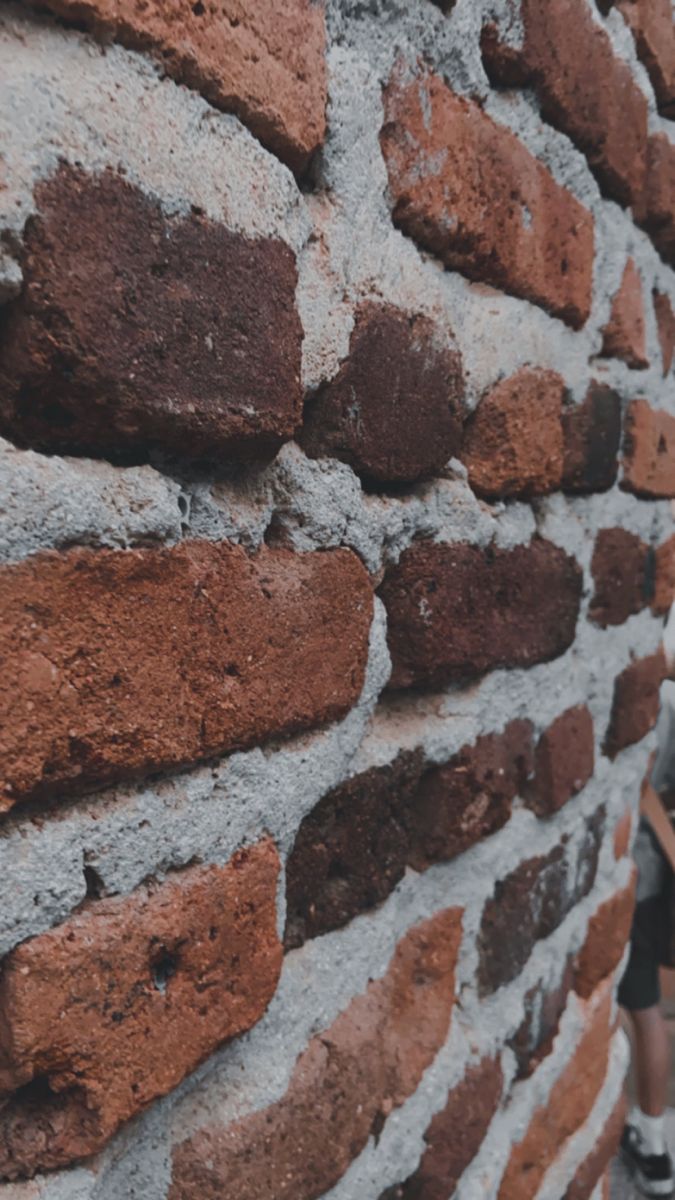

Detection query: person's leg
xmin=630 ymin=1003 xmax=671 ymax=1122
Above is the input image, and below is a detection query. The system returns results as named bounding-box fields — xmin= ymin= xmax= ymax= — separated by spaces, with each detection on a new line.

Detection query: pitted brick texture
xmin=524 ymin=706 xmax=595 ymax=817
xmin=574 ymin=873 xmax=637 ymax=998
xmin=618 ymin=0 xmax=675 ymax=118
xmin=636 ymin=134 xmax=675 ymax=267
xmin=380 ymin=67 xmax=594 ymax=328
xmin=654 ymin=291 xmax=675 ymax=375
xmin=380 ymin=540 xmax=582 ymax=690
xmin=0 ymin=841 xmax=281 ymax=1179
xmin=0 ymin=541 xmax=373 ymax=808
xmin=604 ymin=649 xmax=667 ymax=758
xmin=562 ymin=383 xmax=622 ymax=494
xmin=509 ymin=961 xmax=574 ymax=1079
xmin=169 ymin=909 xmax=463 ymax=1200
xmin=0 ymin=166 xmax=303 ymax=463
xmin=653 ymin=535 xmax=675 ymax=615
xmin=301 ymin=304 xmax=464 ymax=484
xmin=590 ymin=528 xmax=654 ymax=627
xmin=600 ymin=258 xmax=648 ymax=370
xmin=622 ymin=399 xmax=675 ymax=498
xmin=17 ymin=0 xmax=327 ymax=173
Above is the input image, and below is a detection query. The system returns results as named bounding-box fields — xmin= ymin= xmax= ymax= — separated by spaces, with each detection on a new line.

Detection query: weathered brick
xmin=654 ymin=290 xmax=675 ymax=375
xmin=0 ymin=540 xmax=373 ymax=809
xmin=653 ymin=534 xmax=675 ymax=615
xmin=604 ymin=649 xmax=667 ymax=759
xmin=300 ymin=304 xmax=464 ymax=484
xmin=562 ymin=383 xmax=622 ymax=494
xmin=169 ymin=909 xmax=463 ymax=1200
xmin=284 ymin=752 xmax=424 ymax=950
xmin=614 ymin=808 xmax=634 ymax=859
xmin=636 ymin=134 xmax=675 ymax=267
xmin=483 ymin=0 xmax=648 ymax=209
xmin=600 ymin=258 xmax=648 ymax=369
xmin=589 ymin=528 xmax=654 ymax=627
xmin=574 ymin=874 xmax=637 ymax=998
xmin=524 ymin=706 xmax=595 ymax=817
xmin=380 ymin=67 xmax=594 ymax=328
xmin=622 ymin=399 xmax=675 ymax=498
xmin=498 ymin=987 xmax=614 ymax=1200
xmin=463 ymin=368 xmax=565 ymax=499
xmin=0 ymin=166 xmax=303 ymax=462
xmin=18 ymin=0 xmax=326 ymax=173
xmin=379 ymin=1057 xmax=503 ymax=1200
xmin=564 ymin=1092 xmax=626 ymax=1200
xmin=0 ymin=840 xmax=281 ymax=1179
xmin=409 ymin=721 xmax=534 ymax=869
xmin=619 ymin=0 xmax=675 ymax=117
xmin=509 ymin=961 xmax=574 ymax=1079
xmin=379 ymin=540 xmax=582 ymax=690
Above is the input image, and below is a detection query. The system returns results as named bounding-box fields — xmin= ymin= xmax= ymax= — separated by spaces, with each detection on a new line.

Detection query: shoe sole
xmin=620 ymin=1147 xmax=675 ymax=1197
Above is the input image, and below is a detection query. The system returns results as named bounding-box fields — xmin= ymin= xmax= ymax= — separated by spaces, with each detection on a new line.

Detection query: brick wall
xmin=0 ymin=0 xmax=673 ymax=1197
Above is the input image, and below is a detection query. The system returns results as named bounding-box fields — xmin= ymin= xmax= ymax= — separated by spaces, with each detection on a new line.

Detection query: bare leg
xmin=629 ymin=1004 xmax=670 ymax=1117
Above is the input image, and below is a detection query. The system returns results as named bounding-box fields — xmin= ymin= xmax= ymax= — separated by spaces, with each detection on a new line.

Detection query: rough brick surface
xmin=604 ymin=649 xmax=667 ymax=759
xmin=637 ymin=134 xmax=675 ymax=267
xmin=618 ymin=0 xmax=675 ymax=117
xmin=562 ymin=383 xmax=622 ymax=494
xmin=574 ymin=873 xmax=637 ymax=998
xmin=524 ymin=706 xmax=595 ymax=817
xmin=590 ymin=528 xmax=653 ymax=627
xmin=654 ymin=291 xmax=675 ymax=376
xmin=380 ymin=540 xmax=582 ymax=690
xmin=169 ymin=909 xmax=463 ymax=1200
xmin=509 ymin=962 xmax=574 ymax=1079
xmin=0 ymin=166 xmax=303 ymax=462
xmin=0 ymin=541 xmax=373 ymax=808
xmin=622 ymin=399 xmax=675 ymax=498
xmin=380 ymin=1058 xmax=503 ymax=1200
xmin=564 ymin=1092 xmax=626 ymax=1200
xmin=300 ymin=304 xmax=464 ymax=484
xmin=600 ymin=259 xmax=648 ymax=369
xmin=0 ymin=841 xmax=281 ymax=1179
xmin=380 ymin=68 xmax=594 ymax=328
xmin=498 ymin=988 xmax=614 ymax=1200
xmin=483 ymin=0 xmax=648 ymax=208
xmin=463 ymin=368 xmax=565 ymax=499
xmin=18 ymin=0 xmax=327 ymax=173
xmin=653 ymin=535 xmax=675 ymax=615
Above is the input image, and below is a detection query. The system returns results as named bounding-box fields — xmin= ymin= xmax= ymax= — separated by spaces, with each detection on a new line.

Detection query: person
xmin=620 ymin=604 xmax=675 ymax=1197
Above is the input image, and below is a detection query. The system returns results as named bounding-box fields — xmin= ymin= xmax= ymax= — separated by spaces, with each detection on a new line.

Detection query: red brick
xmin=619 ymin=0 xmax=675 ymax=117
xmin=564 ymin=1092 xmax=626 ymax=1200
xmin=463 ymin=368 xmax=565 ymax=499
xmin=654 ymin=291 xmax=675 ymax=375
xmin=18 ymin=0 xmax=326 ymax=174
xmin=498 ymin=986 xmax=614 ymax=1200
xmin=589 ymin=528 xmax=653 ymax=627
xmin=604 ymin=649 xmax=667 ymax=759
xmin=636 ymin=134 xmax=675 ymax=267
xmin=169 ymin=909 xmax=463 ymax=1200
xmin=0 ymin=541 xmax=373 ymax=810
xmin=483 ymin=0 xmax=648 ymax=209
xmin=614 ymin=808 xmax=634 ymax=859
xmin=0 ymin=840 xmax=281 ymax=1180
xmin=379 ymin=1057 xmax=503 ymax=1200
xmin=600 ymin=258 xmax=648 ymax=369
xmin=379 ymin=540 xmax=582 ymax=691
xmin=300 ymin=303 xmax=464 ymax=484
xmin=621 ymin=399 xmax=675 ymax=498
xmin=562 ymin=382 xmax=622 ymax=494
xmin=509 ymin=961 xmax=574 ymax=1079
xmin=0 ymin=165 xmax=303 ymax=462
xmin=524 ymin=706 xmax=595 ymax=817
xmin=653 ymin=534 xmax=675 ymax=615
xmin=574 ymin=874 xmax=637 ymax=998
xmin=380 ymin=67 xmax=594 ymax=328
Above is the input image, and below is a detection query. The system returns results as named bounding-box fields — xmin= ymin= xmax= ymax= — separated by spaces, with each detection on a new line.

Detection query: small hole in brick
xmin=192 ymin=1 xmax=205 ymax=12
xmin=84 ymin=864 xmax=105 ymax=899
xmin=658 ymin=434 xmax=667 ymax=454
xmin=151 ymin=948 xmax=178 ymax=992
xmin=209 ymin=925 xmax=218 ymax=940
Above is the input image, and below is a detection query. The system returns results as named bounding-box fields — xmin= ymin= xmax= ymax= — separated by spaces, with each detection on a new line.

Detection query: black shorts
xmin=618 ymin=893 xmax=671 ymax=1011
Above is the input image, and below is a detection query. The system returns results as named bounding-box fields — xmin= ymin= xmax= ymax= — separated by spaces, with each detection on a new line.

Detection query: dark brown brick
xmin=0 ymin=541 xmax=373 ymax=810
xmin=463 ymin=368 xmax=565 ymax=499
xmin=170 ymin=909 xmax=463 ymax=1200
xmin=564 ymin=1092 xmax=626 ymax=1200
xmin=300 ymin=304 xmax=464 ymax=484
xmin=284 ymin=752 xmax=424 ymax=951
xmin=600 ymin=258 xmax=648 ymax=369
xmin=590 ymin=528 xmax=654 ymax=627
xmin=622 ymin=399 xmax=675 ymax=498
xmin=654 ymin=290 xmax=675 ymax=375
xmin=653 ymin=535 xmax=675 ymax=616
xmin=636 ymin=134 xmax=675 ymax=267
xmin=524 ymin=706 xmax=595 ymax=817
xmin=380 ymin=67 xmax=594 ymax=328
xmin=0 ymin=841 xmax=281 ymax=1179
xmin=409 ymin=721 xmax=534 ymax=868
xmin=379 ymin=1057 xmax=503 ymax=1200
xmin=574 ymin=873 xmax=637 ymax=998
xmin=483 ymin=0 xmax=648 ymax=209
xmin=0 ymin=165 xmax=303 ymax=462
xmin=618 ymin=0 xmax=675 ymax=118
xmin=509 ymin=961 xmax=574 ymax=1079
xmin=379 ymin=540 xmax=582 ymax=691
xmin=604 ymin=649 xmax=667 ymax=758
xmin=562 ymin=382 xmax=622 ymax=494
xmin=18 ymin=0 xmax=326 ymax=173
